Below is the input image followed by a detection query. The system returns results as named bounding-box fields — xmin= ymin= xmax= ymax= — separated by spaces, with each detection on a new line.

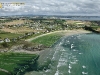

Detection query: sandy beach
xmin=26 ymin=29 xmax=91 ymax=42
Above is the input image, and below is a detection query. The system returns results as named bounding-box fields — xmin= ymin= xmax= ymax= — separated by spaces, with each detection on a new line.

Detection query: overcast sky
xmin=0 ymin=0 xmax=100 ymax=16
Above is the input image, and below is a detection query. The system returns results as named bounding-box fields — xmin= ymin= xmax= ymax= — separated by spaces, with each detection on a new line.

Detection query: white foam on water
xmin=52 ymin=57 xmax=55 ymax=60
xmin=57 ymin=54 xmax=68 ymax=67
xmin=45 ymin=69 xmax=51 ymax=73
xmin=57 ymin=63 xmax=62 ymax=67
xmin=82 ymin=72 xmax=88 ymax=74
xmin=72 ymin=56 xmax=77 ymax=60
xmin=75 ymin=60 xmax=79 ymax=62
xmin=79 ymin=53 xmax=83 ymax=55
xmin=67 ymin=40 xmax=69 ymax=43
xmin=68 ymin=69 xmax=71 ymax=73
xmin=59 ymin=58 xmax=66 ymax=62
xmin=71 ymin=44 xmax=74 ymax=45
xmin=71 ymin=36 xmax=74 ymax=37
xmin=70 ymin=61 xmax=77 ymax=64
xmin=52 ymin=50 xmax=58 ymax=60
xmin=54 ymin=70 xmax=59 ymax=75
xmin=73 ymin=49 xmax=78 ymax=51
xmin=82 ymin=65 xmax=86 ymax=68
xmin=71 ymin=44 xmax=75 ymax=49
xmin=61 ymin=49 xmax=66 ymax=51
xmin=69 ymin=66 xmax=72 ymax=69
xmin=68 ymin=64 xmax=72 ymax=69
xmin=58 ymin=58 xmax=67 ymax=67
xmin=57 ymin=62 xmax=66 ymax=67
xmin=72 ymin=56 xmax=76 ymax=58
xmin=59 ymin=42 xmax=62 ymax=46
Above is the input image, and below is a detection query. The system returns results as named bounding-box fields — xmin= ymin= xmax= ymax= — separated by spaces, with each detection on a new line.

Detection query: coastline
xmin=24 ymin=29 xmax=91 ymax=75
xmin=0 ymin=29 xmax=92 ymax=75
xmin=9 ymin=29 xmax=91 ymax=55
xmin=12 ymin=29 xmax=91 ymax=55
xmin=25 ymin=29 xmax=91 ymax=42
xmin=37 ymin=29 xmax=91 ymax=61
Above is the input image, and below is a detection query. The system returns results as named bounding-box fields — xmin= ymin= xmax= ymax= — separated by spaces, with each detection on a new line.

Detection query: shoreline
xmin=0 ymin=29 xmax=91 ymax=54
xmin=25 ymin=29 xmax=91 ymax=42
xmin=10 ymin=29 xmax=91 ymax=55
xmin=24 ymin=29 xmax=91 ymax=75
xmin=0 ymin=29 xmax=91 ymax=75
xmin=38 ymin=29 xmax=91 ymax=59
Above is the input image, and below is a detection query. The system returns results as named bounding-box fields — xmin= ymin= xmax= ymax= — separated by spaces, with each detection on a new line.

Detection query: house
xmin=4 ymin=38 xmax=10 ymax=42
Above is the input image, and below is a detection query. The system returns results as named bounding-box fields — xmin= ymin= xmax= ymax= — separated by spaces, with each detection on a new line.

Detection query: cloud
xmin=0 ymin=0 xmax=100 ymax=16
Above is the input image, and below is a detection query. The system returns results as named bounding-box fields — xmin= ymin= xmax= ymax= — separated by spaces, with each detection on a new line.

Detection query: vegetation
xmin=0 ymin=32 xmax=43 ymax=48
xmin=0 ymin=71 xmax=8 ymax=75
xmin=0 ymin=32 xmax=22 ymax=39
xmin=0 ymin=52 xmax=38 ymax=75
xmin=0 ymin=18 xmax=100 ymax=75
xmin=83 ymin=26 xmax=100 ymax=33
xmin=0 ymin=40 xmax=23 ymax=49
xmin=32 ymin=33 xmax=63 ymax=47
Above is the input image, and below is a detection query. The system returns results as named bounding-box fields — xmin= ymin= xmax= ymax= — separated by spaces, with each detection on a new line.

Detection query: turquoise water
xmin=25 ymin=33 xmax=100 ymax=75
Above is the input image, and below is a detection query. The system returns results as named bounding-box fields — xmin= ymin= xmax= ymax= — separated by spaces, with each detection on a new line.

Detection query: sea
xmin=25 ymin=33 xmax=100 ymax=75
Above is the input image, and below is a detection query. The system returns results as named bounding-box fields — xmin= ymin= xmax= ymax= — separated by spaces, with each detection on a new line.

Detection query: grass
xmin=31 ymin=33 xmax=63 ymax=47
xmin=0 ymin=52 xmax=38 ymax=75
xmin=0 ymin=32 xmax=43 ymax=49
xmin=0 ymin=71 xmax=8 ymax=75
xmin=0 ymin=32 xmax=22 ymax=39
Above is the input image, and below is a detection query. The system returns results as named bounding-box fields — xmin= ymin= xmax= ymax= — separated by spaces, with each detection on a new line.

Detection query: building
xmin=4 ymin=38 xmax=10 ymax=42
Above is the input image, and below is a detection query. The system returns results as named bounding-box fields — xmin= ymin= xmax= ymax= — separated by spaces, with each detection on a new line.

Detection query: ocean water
xmin=25 ymin=33 xmax=100 ymax=75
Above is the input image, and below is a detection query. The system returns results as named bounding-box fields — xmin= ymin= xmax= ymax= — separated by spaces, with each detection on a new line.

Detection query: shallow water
xmin=25 ymin=33 xmax=100 ymax=75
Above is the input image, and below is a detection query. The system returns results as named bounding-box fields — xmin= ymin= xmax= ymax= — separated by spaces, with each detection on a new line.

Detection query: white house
xmin=4 ymin=38 xmax=10 ymax=42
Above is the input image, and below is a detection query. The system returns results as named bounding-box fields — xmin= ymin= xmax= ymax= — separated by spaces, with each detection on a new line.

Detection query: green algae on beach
xmin=0 ymin=53 xmax=38 ymax=75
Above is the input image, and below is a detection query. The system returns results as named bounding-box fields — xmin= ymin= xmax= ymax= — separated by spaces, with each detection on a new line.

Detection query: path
xmin=25 ymin=30 xmax=91 ymax=42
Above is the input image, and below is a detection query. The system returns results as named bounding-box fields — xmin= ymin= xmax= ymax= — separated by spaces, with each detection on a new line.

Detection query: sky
xmin=0 ymin=0 xmax=100 ymax=16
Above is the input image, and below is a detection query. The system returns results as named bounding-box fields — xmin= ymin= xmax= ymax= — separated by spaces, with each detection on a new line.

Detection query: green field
xmin=0 ymin=32 xmax=22 ymax=39
xmin=0 ymin=53 xmax=38 ymax=75
xmin=32 ymin=33 xmax=63 ymax=47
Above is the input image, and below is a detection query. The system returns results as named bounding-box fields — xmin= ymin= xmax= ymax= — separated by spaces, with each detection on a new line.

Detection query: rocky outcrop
xmin=0 ymin=48 xmax=8 ymax=53
xmin=10 ymin=44 xmax=47 ymax=52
